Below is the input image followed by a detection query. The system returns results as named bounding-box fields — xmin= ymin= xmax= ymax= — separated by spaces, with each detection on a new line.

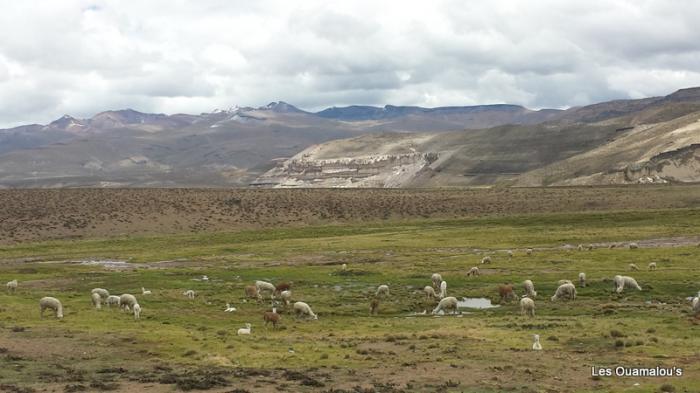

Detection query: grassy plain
xmin=1 ymin=193 xmax=700 ymax=392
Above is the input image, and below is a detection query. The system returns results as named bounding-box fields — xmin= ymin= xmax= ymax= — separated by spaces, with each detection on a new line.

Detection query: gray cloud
xmin=1 ymin=0 xmax=700 ymax=127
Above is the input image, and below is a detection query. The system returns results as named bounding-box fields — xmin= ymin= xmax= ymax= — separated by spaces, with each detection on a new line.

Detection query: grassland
xmin=1 ymin=191 xmax=700 ymax=392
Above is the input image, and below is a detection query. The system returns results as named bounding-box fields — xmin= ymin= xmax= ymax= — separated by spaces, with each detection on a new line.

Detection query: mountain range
xmin=2 ymin=87 xmax=700 ymax=188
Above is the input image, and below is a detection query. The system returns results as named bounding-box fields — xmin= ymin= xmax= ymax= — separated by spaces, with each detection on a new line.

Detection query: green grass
xmin=3 ymin=208 xmax=700 ymax=262
xmin=1 ymin=208 xmax=699 ymax=392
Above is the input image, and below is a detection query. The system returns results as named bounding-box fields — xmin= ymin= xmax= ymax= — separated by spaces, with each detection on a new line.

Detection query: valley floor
xmin=0 ymin=188 xmax=699 ymax=392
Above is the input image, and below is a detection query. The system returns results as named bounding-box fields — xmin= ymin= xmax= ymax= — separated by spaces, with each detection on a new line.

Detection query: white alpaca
xmin=467 ymin=267 xmax=480 ymax=277
xmin=629 ymin=242 xmax=639 ymax=249
xmin=431 ymin=273 xmax=443 ymax=289
xmin=613 ymin=275 xmax=642 ymax=293
xmin=141 ymin=287 xmax=152 ymax=295
xmin=105 ymin=295 xmax=120 ymax=308
xmin=578 ymin=272 xmax=586 ymax=288
xmin=520 ymin=297 xmax=535 ymax=317
xmin=39 ymin=297 xmax=64 ymax=319
xmin=341 ymin=263 xmax=347 ymax=271
xmin=91 ymin=288 xmax=109 ymax=299
xmin=376 ymin=284 xmax=390 ymax=297
xmin=423 ymin=286 xmax=437 ymax=299
xmin=224 ymin=303 xmax=237 ymax=312
xmin=293 ymin=302 xmax=318 ymax=320
xmin=532 ymin=334 xmax=542 ymax=350
xmin=237 ymin=323 xmax=252 ymax=335
xmin=629 ymin=263 xmax=639 ymax=271
xmin=439 ymin=280 xmax=447 ymax=299
xmin=432 ymin=296 xmax=458 ymax=315
xmin=6 ymin=279 xmax=18 ymax=294
xmin=119 ymin=294 xmax=138 ymax=312
xmin=648 ymin=262 xmax=657 ymax=271
xmin=280 ymin=290 xmax=292 ymax=306
xmin=551 ymin=283 xmax=576 ymax=301
xmin=526 ymin=248 xmax=533 ymax=256
xmin=183 ymin=290 xmax=196 ymax=299
xmin=506 ymin=250 xmax=514 ymax=258
xmin=481 ymin=256 xmax=492 ymax=264
xmin=255 ymin=280 xmax=276 ymax=299
xmin=133 ymin=303 xmax=141 ymax=320
xmin=523 ymin=280 xmax=537 ymax=298
xmin=91 ymin=292 xmax=102 ymax=309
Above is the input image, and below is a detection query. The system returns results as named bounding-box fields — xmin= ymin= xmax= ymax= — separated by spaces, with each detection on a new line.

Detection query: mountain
xmin=256 ymin=87 xmax=700 ymax=188
xmin=3 ymin=87 xmax=700 ymax=188
xmin=315 ymin=104 xmax=562 ymax=131
xmin=317 ymin=103 xmax=554 ymax=121
xmin=0 ymin=107 xmax=367 ymax=187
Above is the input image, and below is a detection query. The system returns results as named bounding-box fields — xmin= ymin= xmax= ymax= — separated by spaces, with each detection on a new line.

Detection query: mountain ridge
xmin=2 ymin=87 xmax=700 ymax=188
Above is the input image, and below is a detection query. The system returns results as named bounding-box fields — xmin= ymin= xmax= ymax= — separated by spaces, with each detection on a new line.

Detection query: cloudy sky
xmin=1 ymin=0 xmax=700 ymax=127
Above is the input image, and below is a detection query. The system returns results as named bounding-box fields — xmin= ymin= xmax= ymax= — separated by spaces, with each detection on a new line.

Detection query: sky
xmin=1 ymin=0 xmax=700 ymax=127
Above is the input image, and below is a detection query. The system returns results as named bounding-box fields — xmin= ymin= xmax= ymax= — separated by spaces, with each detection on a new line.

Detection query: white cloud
xmin=0 ymin=0 xmax=699 ymax=127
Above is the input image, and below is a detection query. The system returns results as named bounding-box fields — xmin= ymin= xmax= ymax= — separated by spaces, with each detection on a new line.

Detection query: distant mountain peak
xmin=51 ymin=114 xmax=76 ymax=122
xmin=47 ymin=114 xmax=86 ymax=130
xmin=260 ymin=101 xmax=305 ymax=113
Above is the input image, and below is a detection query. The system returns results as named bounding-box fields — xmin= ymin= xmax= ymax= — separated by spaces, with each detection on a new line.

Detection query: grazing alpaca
xmin=432 ymin=297 xmax=459 ymax=315
xmin=498 ymin=284 xmax=518 ymax=303
xmin=551 ymin=283 xmax=576 ymax=301
xmin=39 ymin=297 xmax=63 ymax=319
xmin=245 ymin=285 xmax=259 ymax=300
xmin=275 ymin=282 xmax=292 ymax=293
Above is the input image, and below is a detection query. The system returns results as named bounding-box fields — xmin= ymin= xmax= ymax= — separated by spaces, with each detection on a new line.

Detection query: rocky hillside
xmin=256 ymin=88 xmax=700 ymax=188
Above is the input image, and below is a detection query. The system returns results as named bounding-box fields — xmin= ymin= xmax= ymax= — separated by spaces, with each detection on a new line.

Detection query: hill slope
xmin=257 ymin=88 xmax=700 ymax=187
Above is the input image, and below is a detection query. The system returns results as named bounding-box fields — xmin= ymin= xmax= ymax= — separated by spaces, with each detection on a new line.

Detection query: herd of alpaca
xmin=5 ymin=242 xmax=699 ymax=349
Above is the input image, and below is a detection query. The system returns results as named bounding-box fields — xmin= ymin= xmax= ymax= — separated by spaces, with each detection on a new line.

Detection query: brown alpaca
xmin=369 ymin=298 xmax=380 ymax=315
xmin=245 ymin=285 xmax=259 ymax=300
xmin=498 ymin=284 xmax=518 ymax=303
xmin=263 ymin=308 xmax=281 ymax=329
xmin=275 ymin=282 xmax=292 ymax=293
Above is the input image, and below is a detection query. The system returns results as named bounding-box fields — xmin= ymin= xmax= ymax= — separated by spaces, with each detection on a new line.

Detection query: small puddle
xmin=457 ymin=297 xmax=500 ymax=309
